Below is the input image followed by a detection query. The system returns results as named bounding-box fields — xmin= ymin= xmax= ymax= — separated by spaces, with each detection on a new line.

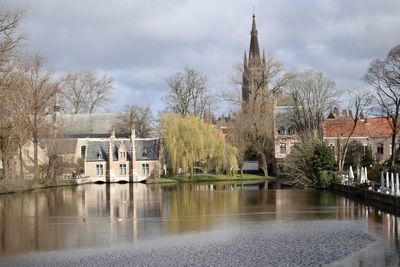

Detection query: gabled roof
xmin=58 ymin=113 xmax=129 ymax=138
xmin=323 ymin=117 xmax=396 ymax=138
xmin=86 ymin=138 xmax=160 ymax=162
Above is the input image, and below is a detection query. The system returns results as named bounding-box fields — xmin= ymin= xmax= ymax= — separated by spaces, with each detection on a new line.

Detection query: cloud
xmin=1 ymin=0 xmax=400 ymax=112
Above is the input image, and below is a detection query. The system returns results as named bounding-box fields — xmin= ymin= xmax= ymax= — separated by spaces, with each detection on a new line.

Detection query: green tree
xmin=312 ymin=142 xmax=336 ymax=186
xmin=160 ymin=114 xmax=237 ymax=179
xmin=344 ymin=140 xmax=364 ymax=169
xmin=362 ymin=146 xmax=374 ymax=168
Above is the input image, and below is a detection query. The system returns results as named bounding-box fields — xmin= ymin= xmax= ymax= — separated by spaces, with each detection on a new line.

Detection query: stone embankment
xmin=331 ymin=183 xmax=400 ymax=214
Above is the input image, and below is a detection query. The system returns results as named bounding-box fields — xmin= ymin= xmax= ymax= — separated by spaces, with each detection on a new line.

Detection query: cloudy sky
xmin=2 ymin=0 xmax=400 ymax=114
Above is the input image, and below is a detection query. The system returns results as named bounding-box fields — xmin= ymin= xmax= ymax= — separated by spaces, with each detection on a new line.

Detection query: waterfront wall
xmin=331 ymin=183 xmax=400 ymax=209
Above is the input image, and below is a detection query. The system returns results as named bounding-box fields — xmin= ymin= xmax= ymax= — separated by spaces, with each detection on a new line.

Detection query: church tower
xmin=242 ymin=14 xmax=267 ymax=103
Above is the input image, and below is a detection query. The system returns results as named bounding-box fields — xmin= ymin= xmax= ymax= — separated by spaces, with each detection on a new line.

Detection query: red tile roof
xmin=323 ymin=117 xmax=397 ymax=138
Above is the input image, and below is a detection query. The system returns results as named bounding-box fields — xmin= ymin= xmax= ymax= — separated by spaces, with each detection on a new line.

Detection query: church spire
xmin=249 ymin=14 xmax=261 ymax=64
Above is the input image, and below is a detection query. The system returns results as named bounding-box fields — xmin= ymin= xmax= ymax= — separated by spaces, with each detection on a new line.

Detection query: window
xmin=119 ymin=151 xmax=126 ymax=159
xmin=377 ymin=143 xmax=384 ymax=155
xmin=96 ymin=164 xmax=104 ymax=176
xmin=81 ymin=146 xmax=86 ymax=158
xmin=279 ymin=143 xmax=286 ymax=154
xmin=97 ymin=152 xmax=102 ymax=160
xmin=278 ymin=126 xmax=285 ymax=135
xmin=143 ymin=149 xmax=148 ymax=157
xmin=142 ymin=163 xmax=149 ymax=176
xmin=119 ymin=164 xmax=126 ymax=175
xmin=287 ymin=126 xmax=296 ymax=135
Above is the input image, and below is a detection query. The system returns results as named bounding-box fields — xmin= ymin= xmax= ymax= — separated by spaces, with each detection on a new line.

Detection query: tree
xmin=227 ymin=55 xmax=292 ymax=177
xmin=365 ymin=44 xmax=400 ymax=166
xmin=337 ymin=89 xmax=372 ymax=171
xmin=287 ymin=70 xmax=339 ymax=142
xmin=344 ymin=140 xmax=364 ymax=169
xmin=160 ymin=114 xmax=237 ymax=179
xmin=224 ymin=55 xmax=293 ymax=107
xmin=231 ymin=100 xmax=274 ymax=177
xmin=22 ymin=55 xmax=58 ymax=180
xmin=0 ymin=10 xmax=23 ymax=64
xmin=362 ymin=145 xmax=374 ymax=168
xmin=0 ymin=10 xmax=23 ymax=179
xmin=118 ymin=104 xmax=154 ymax=138
xmin=60 ymin=71 xmax=113 ymax=114
xmin=163 ymin=66 xmax=215 ymax=118
xmin=312 ymin=141 xmax=336 ymax=178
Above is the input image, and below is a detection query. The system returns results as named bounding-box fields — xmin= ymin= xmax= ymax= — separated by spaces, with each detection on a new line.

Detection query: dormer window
xmin=118 ymin=145 xmax=126 ymax=160
xmin=278 ymin=126 xmax=285 ymax=135
xmin=97 ymin=152 xmax=102 ymax=160
xmin=287 ymin=126 xmax=296 ymax=135
xmin=143 ymin=149 xmax=147 ymax=157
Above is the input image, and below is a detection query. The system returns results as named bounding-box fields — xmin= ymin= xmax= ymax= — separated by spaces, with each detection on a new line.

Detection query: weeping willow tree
xmin=160 ymin=114 xmax=237 ymax=179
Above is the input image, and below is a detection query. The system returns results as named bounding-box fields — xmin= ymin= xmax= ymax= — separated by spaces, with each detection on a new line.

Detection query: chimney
xmin=110 ymin=128 xmax=115 ymax=144
xmin=130 ymin=123 xmax=136 ymax=164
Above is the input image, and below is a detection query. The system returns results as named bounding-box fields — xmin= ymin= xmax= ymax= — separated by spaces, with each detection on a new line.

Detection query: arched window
xmin=278 ymin=126 xmax=285 ymax=135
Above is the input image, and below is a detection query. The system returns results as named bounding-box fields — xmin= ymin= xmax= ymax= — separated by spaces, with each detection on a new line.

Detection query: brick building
xmin=323 ymin=115 xmax=399 ymax=164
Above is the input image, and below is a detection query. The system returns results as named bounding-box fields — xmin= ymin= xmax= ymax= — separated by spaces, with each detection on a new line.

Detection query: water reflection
xmin=1 ymin=182 xmax=400 ymax=265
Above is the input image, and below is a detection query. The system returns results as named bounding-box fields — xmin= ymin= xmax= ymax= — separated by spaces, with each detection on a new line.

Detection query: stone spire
xmin=249 ymin=14 xmax=261 ymax=65
xmin=243 ymin=51 xmax=248 ymax=67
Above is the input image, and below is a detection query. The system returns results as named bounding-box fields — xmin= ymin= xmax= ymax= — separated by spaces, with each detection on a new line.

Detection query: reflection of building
xmin=323 ymin=112 xmax=399 ymax=164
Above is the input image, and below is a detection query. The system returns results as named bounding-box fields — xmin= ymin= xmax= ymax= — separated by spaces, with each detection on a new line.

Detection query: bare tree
xmin=60 ymin=71 xmax=113 ymax=114
xmin=118 ymin=104 xmax=154 ymax=138
xmin=0 ymin=10 xmax=23 ymax=179
xmin=287 ymin=70 xmax=339 ymax=142
xmin=336 ymin=89 xmax=372 ymax=171
xmin=163 ymin=66 xmax=215 ymax=118
xmin=365 ymin=45 xmax=400 ymax=166
xmin=224 ymin=55 xmax=293 ymax=107
xmin=22 ymin=55 xmax=58 ymax=180
xmin=0 ymin=10 xmax=23 ymax=63
xmin=231 ymin=100 xmax=275 ymax=177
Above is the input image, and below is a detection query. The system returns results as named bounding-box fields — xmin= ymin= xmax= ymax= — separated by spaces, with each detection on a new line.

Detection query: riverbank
xmin=331 ymin=183 xmax=400 ymax=215
xmin=0 ymin=179 xmax=77 ymax=194
xmin=146 ymin=174 xmax=274 ymax=184
xmin=0 ymin=174 xmax=273 ymax=194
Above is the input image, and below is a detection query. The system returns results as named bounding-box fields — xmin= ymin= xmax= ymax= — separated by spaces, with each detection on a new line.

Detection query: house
xmin=84 ymin=129 xmax=162 ymax=182
xmin=42 ymin=112 xmax=163 ymax=182
xmin=323 ymin=115 xmax=399 ymax=164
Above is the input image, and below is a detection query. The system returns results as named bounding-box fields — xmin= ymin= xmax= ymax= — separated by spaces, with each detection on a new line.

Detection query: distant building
xmin=43 ymin=112 xmax=162 ymax=181
xmin=323 ymin=113 xmax=399 ymax=164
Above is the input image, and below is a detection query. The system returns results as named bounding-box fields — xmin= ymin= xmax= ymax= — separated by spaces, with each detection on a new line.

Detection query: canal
xmin=1 ymin=181 xmax=399 ymax=266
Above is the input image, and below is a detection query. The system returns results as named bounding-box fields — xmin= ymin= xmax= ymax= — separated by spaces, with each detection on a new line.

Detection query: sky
xmin=1 ymin=0 xmax=400 ymax=114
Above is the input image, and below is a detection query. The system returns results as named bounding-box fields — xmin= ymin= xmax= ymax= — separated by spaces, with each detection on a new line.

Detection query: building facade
xmin=323 ymin=114 xmax=399 ymax=164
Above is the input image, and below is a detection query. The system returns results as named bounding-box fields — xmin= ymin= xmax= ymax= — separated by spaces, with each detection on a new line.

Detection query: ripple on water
xmin=2 ymin=220 xmax=375 ymax=267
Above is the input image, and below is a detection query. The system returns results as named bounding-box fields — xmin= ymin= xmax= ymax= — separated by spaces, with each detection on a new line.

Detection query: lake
xmin=1 ymin=181 xmax=399 ymax=266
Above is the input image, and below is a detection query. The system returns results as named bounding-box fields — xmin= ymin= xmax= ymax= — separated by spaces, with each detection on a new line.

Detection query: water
xmin=0 ymin=181 xmax=399 ymax=266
